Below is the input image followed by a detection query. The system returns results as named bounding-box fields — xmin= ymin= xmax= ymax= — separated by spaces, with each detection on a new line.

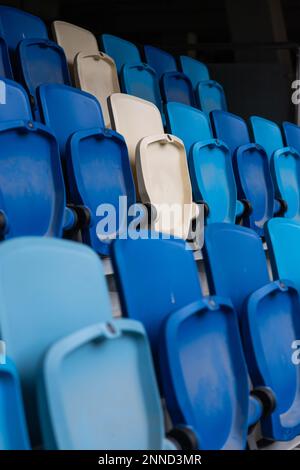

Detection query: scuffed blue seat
xmin=0 ymin=359 xmax=29 ymax=450
xmin=100 ymin=34 xmax=141 ymax=74
xmin=161 ymin=71 xmax=195 ymax=107
xmin=166 ymin=102 xmax=243 ymax=224
xmin=179 ymin=55 xmax=210 ymax=91
xmin=18 ymin=39 xmax=71 ymax=120
xmin=0 ymin=78 xmax=32 ymax=121
xmin=0 ymin=36 xmax=13 ymax=78
xmin=144 ymin=45 xmax=177 ymax=79
xmin=196 ymin=80 xmax=227 ymax=115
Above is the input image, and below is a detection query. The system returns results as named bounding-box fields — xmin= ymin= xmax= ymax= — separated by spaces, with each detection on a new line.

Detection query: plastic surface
xmin=0 ymin=359 xmax=30 ymax=450
xmin=0 ymin=237 xmax=112 ymax=443
xmin=271 ymin=147 xmax=300 ymax=220
xmin=243 ymin=280 xmax=300 ymax=441
xmin=144 ymin=45 xmax=177 ymax=79
xmin=196 ymin=80 xmax=227 ymax=115
xmin=204 ymin=223 xmax=270 ymax=316
xmin=0 ymin=36 xmax=13 ymax=78
xmin=136 ymin=134 xmax=196 ymax=240
xmin=18 ymin=38 xmax=71 ymax=119
xmin=179 ymin=55 xmax=209 ymax=90
xmin=0 ymin=119 xmax=65 ymax=238
xmin=52 ymin=21 xmax=98 ymax=77
xmin=121 ymin=63 xmax=163 ymax=115
xmin=0 ymin=6 xmax=48 ymax=57
xmin=0 ymin=78 xmax=32 ymax=122
xmin=100 ymin=34 xmax=141 ymax=74
xmin=160 ymin=298 xmax=250 ymax=450
xmin=250 ymin=116 xmax=283 ymax=163
xmin=234 ymin=143 xmax=275 ymax=235
xmin=67 ymin=127 xmax=136 ymax=255
xmin=111 ymin=235 xmax=202 ymax=363
xmin=211 ymin=110 xmax=250 ymax=156
xmin=161 ymin=71 xmax=195 ymax=107
xmin=38 ymin=83 xmax=104 ymax=161
xmin=39 ymin=320 xmax=168 ymax=450
xmin=74 ymin=51 xmax=120 ymax=128
xmin=283 ymin=121 xmax=300 ymax=155
xmin=108 ymin=93 xmax=164 ymax=186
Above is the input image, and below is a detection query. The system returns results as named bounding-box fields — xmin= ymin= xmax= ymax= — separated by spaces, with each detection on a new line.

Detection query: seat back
xmin=196 ymin=80 xmax=227 ymax=115
xmin=250 ymin=116 xmax=284 ymax=163
xmin=52 ymin=21 xmax=98 ymax=77
xmin=136 ymin=134 xmax=195 ymax=240
xmin=108 ymin=93 xmax=164 ymax=186
xmin=161 ymin=71 xmax=195 ymax=107
xmin=283 ymin=121 xmax=300 ymax=154
xmin=0 ymin=78 xmax=32 ymax=122
xmin=0 ymin=120 xmax=65 ymax=239
xmin=144 ymin=45 xmax=177 ymax=79
xmin=111 ymin=235 xmax=202 ymax=362
xmin=67 ymin=127 xmax=136 ymax=255
xmin=18 ymin=39 xmax=71 ymax=119
xmin=204 ymin=223 xmax=269 ymax=316
xmin=100 ymin=34 xmax=141 ymax=73
xmin=0 ymin=237 xmax=112 ymax=443
xmin=179 ymin=55 xmax=210 ymax=90
xmin=211 ymin=110 xmax=250 ymax=155
xmin=39 ymin=320 xmax=167 ymax=450
xmin=74 ymin=51 xmax=120 ymax=128
xmin=0 ymin=36 xmax=13 ymax=78
xmin=38 ymin=84 xmax=104 ymax=161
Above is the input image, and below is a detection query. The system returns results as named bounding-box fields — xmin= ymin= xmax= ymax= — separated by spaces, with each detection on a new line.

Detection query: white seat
xmin=74 ymin=51 xmax=120 ymax=128
xmin=108 ymin=93 xmax=164 ymax=186
xmin=136 ymin=133 xmax=198 ymax=240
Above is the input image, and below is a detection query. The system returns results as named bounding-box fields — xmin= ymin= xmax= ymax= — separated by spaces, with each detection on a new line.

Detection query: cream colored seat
xmin=74 ymin=51 xmax=120 ymax=128
xmin=52 ymin=21 xmax=99 ymax=78
xmin=108 ymin=93 xmax=164 ymax=186
xmin=136 ymin=133 xmax=199 ymax=241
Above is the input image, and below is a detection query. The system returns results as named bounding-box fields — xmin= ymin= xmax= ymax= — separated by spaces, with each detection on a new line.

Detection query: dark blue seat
xmin=18 ymin=39 xmax=71 ymax=120
xmin=179 ymin=55 xmax=210 ymax=91
xmin=0 ymin=36 xmax=13 ymax=78
xmin=283 ymin=121 xmax=300 ymax=154
xmin=144 ymin=45 xmax=177 ymax=79
xmin=196 ymin=80 xmax=227 ymax=116
xmin=67 ymin=127 xmax=136 ymax=255
xmin=0 ymin=78 xmax=32 ymax=122
xmin=100 ymin=34 xmax=141 ymax=74
xmin=161 ymin=71 xmax=196 ymax=107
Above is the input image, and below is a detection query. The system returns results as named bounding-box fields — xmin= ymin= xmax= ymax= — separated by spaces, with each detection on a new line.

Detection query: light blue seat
xmin=196 ymin=80 xmax=227 ymax=116
xmin=0 ymin=78 xmax=32 ymax=122
xmin=179 ymin=55 xmax=210 ymax=90
xmin=100 ymin=34 xmax=141 ymax=74
xmin=0 ymin=358 xmax=30 ymax=449
xmin=144 ymin=45 xmax=177 ymax=79
xmin=249 ymin=116 xmax=283 ymax=164
xmin=38 ymin=321 xmax=175 ymax=450
xmin=67 ymin=127 xmax=137 ymax=255
xmin=161 ymin=71 xmax=195 ymax=107
xmin=0 ymin=237 xmax=112 ymax=444
xmin=166 ymin=102 xmax=243 ymax=224
xmin=0 ymin=36 xmax=13 ymax=78
xmin=18 ymin=39 xmax=71 ymax=120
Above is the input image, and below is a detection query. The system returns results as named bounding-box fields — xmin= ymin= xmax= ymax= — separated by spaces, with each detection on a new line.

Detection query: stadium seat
xmin=52 ymin=21 xmax=98 ymax=79
xmin=18 ymin=39 xmax=71 ymax=120
xmin=0 ymin=119 xmax=71 ymax=239
xmin=108 ymin=93 xmax=164 ymax=187
xmin=196 ymin=80 xmax=227 ymax=115
xmin=0 ymin=36 xmax=13 ymax=78
xmin=0 ymin=78 xmax=32 ymax=122
xmin=166 ymin=103 xmax=243 ymax=224
xmin=38 ymin=321 xmax=176 ymax=450
xmin=179 ymin=55 xmax=210 ymax=90
xmin=112 ymin=235 xmax=263 ymax=449
xmin=0 ymin=237 xmax=112 ymax=443
xmin=204 ymin=222 xmax=300 ymax=441
xmin=161 ymin=71 xmax=196 ymax=107
xmin=100 ymin=34 xmax=141 ymax=74
xmin=67 ymin=127 xmax=137 ymax=255
xmin=0 ymin=359 xmax=30 ymax=450
xmin=283 ymin=121 xmax=300 ymax=154
xmin=250 ymin=116 xmax=284 ymax=164
xmin=144 ymin=45 xmax=177 ymax=79
xmin=74 ymin=51 xmax=120 ymax=128
xmin=136 ymin=134 xmax=199 ymax=240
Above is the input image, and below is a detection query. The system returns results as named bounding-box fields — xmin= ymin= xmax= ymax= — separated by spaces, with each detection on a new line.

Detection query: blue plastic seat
xmin=121 ymin=63 xmax=163 ymax=117
xmin=144 ymin=45 xmax=177 ymax=79
xmin=196 ymin=80 xmax=227 ymax=115
xmin=166 ymin=103 xmax=243 ymax=224
xmin=67 ymin=127 xmax=136 ymax=255
xmin=283 ymin=121 xmax=300 ymax=154
xmin=0 ymin=78 xmax=32 ymax=122
xmin=179 ymin=55 xmax=209 ymax=90
xmin=249 ymin=116 xmax=284 ymax=164
xmin=100 ymin=34 xmax=141 ymax=74
xmin=0 ymin=36 xmax=13 ymax=78
xmin=0 ymin=359 xmax=30 ymax=449
xmin=38 ymin=321 xmax=174 ymax=450
xmin=18 ymin=39 xmax=71 ymax=120
xmin=37 ymin=84 xmax=104 ymax=162
xmin=0 ymin=119 xmax=67 ymax=239
xmin=161 ymin=71 xmax=196 ymax=107
xmin=0 ymin=237 xmax=112 ymax=443
xmin=211 ymin=110 xmax=250 ymax=155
